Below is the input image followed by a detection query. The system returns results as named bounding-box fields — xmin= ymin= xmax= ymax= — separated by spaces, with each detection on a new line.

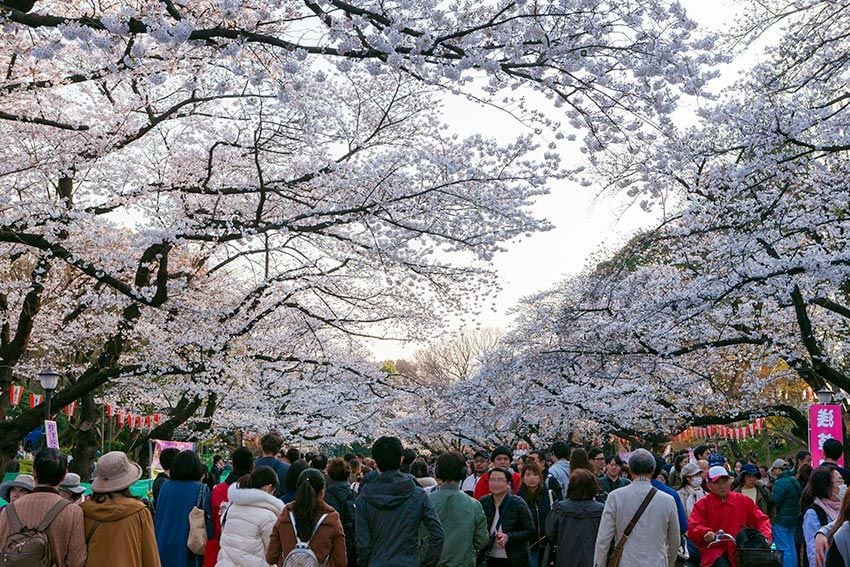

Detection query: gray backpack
xmin=281 ymin=511 xmax=329 ymax=567
xmin=0 ymin=499 xmax=71 ymax=567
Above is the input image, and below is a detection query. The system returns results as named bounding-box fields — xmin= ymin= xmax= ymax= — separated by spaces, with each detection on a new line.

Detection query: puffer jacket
xmin=771 ymin=470 xmax=802 ymax=527
xmin=216 ymin=483 xmax=284 ymax=567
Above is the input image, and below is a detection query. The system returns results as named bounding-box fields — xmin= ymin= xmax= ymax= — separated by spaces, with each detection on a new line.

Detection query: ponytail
xmin=237 ymin=465 xmax=278 ymax=492
xmin=292 ymin=468 xmax=326 ymax=541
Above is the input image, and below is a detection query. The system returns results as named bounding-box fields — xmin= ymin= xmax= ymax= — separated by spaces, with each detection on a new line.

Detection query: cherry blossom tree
xmin=0 ymin=0 xmax=717 ymax=460
xmin=447 ymin=0 xmax=850 ymax=446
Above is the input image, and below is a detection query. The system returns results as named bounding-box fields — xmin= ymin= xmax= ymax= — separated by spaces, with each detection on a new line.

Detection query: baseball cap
xmin=708 ymin=466 xmax=730 ymax=481
xmin=707 ymin=453 xmax=727 ymax=467
xmin=771 ymin=459 xmax=787 ymax=470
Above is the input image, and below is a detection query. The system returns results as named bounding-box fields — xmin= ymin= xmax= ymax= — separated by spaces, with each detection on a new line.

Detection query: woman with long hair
xmin=82 ymin=451 xmax=160 ymax=566
xmin=266 ymin=468 xmax=346 ymax=566
xmin=216 ymin=466 xmax=283 ymax=566
xmin=517 ymin=462 xmax=553 ymax=567
xmin=569 ymin=449 xmax=592 ymax=473
xmin=804 ymin=466 xmax=845 ymax=567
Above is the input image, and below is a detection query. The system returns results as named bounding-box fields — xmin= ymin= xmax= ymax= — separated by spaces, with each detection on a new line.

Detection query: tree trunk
xmin=68 ymin=391 xmax=99 ymax=480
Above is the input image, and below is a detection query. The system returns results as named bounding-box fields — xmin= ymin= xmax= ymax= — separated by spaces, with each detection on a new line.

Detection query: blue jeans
xmin=773 ymin=524 xmax=798 ymax=567
xmin=530 ymin=548 xmax=540 ymax=567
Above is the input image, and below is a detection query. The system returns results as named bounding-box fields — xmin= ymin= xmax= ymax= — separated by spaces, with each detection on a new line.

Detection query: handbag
xmin=187 ymin=484 xmax=208 ymax=555
xmin=607 ymin=487 xmax=657 ymax=567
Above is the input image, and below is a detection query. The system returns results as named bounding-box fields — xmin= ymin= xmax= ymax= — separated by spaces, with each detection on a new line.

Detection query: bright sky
xmin=368 ymin=0 xmax=741 ymax=360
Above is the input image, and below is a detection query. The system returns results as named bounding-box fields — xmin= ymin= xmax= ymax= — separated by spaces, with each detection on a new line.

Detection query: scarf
xmin=680 ymin=485 xmax=705 ymax=516
xmin=816 ymin=496 xmax=842 ymax=520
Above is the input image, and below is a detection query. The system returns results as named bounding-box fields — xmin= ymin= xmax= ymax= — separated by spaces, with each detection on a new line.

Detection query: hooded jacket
xmin=546 ymin=498 xmax=604 ymax=567
xmin=216 ymin=483 xmax=284 ymax=567
xmin=427 ymin=483 xmax=488 ymax=567
xmin=355 ymin=469 xmax=444 ymax=567
xmin=81 ymin=494 xmax=160 ymax=567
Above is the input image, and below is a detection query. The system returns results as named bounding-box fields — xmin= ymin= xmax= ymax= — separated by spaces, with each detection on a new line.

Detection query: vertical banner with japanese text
xmin=810 ymin=404 xmax=844 ymax=466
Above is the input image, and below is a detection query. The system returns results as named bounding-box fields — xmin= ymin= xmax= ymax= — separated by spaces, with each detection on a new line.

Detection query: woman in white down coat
xmin=217 ymin=466 xmax=284 ymax=566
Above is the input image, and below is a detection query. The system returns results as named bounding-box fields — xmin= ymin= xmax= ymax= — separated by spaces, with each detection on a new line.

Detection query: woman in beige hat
xmin=0 ymin=473 xmax=35 ymax=505
xmin=81 ymin=451 xmax=160 ymax=566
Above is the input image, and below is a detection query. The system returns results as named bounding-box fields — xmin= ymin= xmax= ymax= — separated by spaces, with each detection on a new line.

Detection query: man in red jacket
xmin=688 ymin=466 xmax=772 ymax=567
xmin=473 ymin=446 xmax=521 ymax=499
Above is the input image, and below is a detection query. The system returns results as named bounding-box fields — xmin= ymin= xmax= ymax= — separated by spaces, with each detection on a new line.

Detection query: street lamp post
xmin=38 ymin=369 xmax=60 ymax=421
xmin=816 ymin=388 xmax=835 ymax=405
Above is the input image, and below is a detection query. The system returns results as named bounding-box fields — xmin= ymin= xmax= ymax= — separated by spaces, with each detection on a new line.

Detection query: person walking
xmin=517 ymin=461 xmax=553 ymax=567
xmin=254 ymin=431 xmax=290 ymax=498
xmin=771 ymin=458 xmax=802 ymax=567
xmin=545 ymin=469 xmax=604 ymax=567
xmin=355 ymin=436 xmax=444 ymax=566
xmin=153 ymin=447 xmax=180 ymax=509
xmin=732 ymin=464 xmax=773 ymax=520
xmin=593 ymin=448 xmax=680 ymax=567
xmin=0 ymin=473 xmax=35 ymax=507
xmin=266 ymin=468 xmax=346 ymax=566
xmin=677 ymin=462 xmax=707 ymax=518
xmin=216 ymin=466 xmax=283 ymax=566
xmin=475 ymin=446 xmax=523 ymax=500
xmin=801 ymin=466 xmax=844 ymax=567
xmin=82 ymin=451 xmax=160 ymax=566
xmin=426 ymin=451 xmax=489 ymax=567
xmin=463 ymin=451 xmax=490 ymax=496
xmin=480 ymin=466 xmax=535 ymax=567
xmin=324 ymin=457 xmax=357 ymax=566
xmin=0 ymin=448 xmax=86 ymax=567
xmin=154 ymin=450 xmax=213 ymax=567
xmin=204 ymin=446 xmax=254 ymax=567
xmin=598 ymin=456 xmax=630 ymax=496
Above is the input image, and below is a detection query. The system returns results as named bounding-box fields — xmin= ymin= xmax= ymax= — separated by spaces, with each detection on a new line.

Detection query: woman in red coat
xmin=688 ymin=466 xmax=772 ymax=567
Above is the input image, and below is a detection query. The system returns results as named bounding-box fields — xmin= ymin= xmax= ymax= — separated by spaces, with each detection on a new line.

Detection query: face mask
xmin=689 ymin=477 xmax=702 ymax=488
xmin=838 ymin=485 xmax=847 ymax=500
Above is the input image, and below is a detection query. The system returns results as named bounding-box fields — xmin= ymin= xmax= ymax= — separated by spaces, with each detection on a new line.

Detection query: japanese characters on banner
xmin=810 ymin=404 xmax=844 ymax=467
xmin=673 ymin=418 xmax=767 ymax=442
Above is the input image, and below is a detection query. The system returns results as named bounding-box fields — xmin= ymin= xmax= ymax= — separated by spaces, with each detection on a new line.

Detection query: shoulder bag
xmin=187 ymin=484 xmax=208 ymax=555
xmin=607 ymin=487 xmax=657 ymax=567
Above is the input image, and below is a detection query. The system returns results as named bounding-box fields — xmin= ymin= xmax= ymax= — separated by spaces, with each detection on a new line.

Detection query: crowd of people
xmin=2 ymin=433 xmax=850 ymax=566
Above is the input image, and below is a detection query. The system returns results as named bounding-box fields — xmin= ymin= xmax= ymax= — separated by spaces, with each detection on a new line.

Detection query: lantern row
xmin=673 ymin=418 xmax=767 ymax=442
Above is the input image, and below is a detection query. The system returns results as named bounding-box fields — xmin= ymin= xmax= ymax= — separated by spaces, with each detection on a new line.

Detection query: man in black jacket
xmin=355 ymin=436 xmax=445 ymax=566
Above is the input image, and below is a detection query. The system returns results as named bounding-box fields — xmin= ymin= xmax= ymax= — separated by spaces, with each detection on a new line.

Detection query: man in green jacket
xmin=770 ymin=458 xmax=802 ymax=567
xmin=424 ymin=451 xmax=489 ymax=567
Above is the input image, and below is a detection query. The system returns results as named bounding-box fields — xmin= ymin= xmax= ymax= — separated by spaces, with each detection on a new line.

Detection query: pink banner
xmin=810 ymin=404 xmax=844 ymax=466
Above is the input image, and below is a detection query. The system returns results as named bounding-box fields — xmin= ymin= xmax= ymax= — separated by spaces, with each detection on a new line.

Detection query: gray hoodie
xmin=355 ymin=470 xmax=444 ymax=567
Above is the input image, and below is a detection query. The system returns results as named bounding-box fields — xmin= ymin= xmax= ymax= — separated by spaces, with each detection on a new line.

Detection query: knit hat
xmin=90 ymin=451 xmax=142 ymax=493
xmin=490 ymin=446 xmax=512 ymax=461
